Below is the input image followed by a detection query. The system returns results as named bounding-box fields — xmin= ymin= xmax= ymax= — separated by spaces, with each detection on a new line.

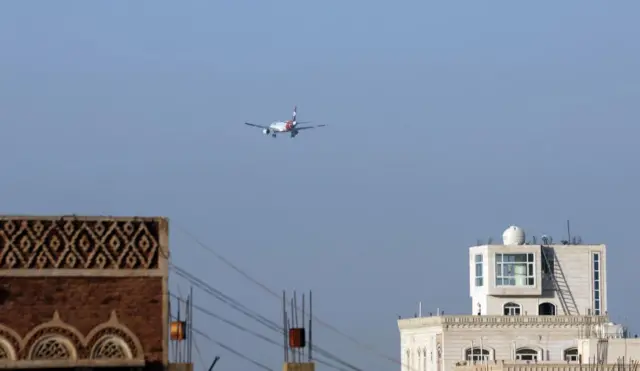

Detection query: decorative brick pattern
xmin=0 ymin=215 xmax=168 ymax=370
xmin=0 ymin=277 xmax=163 ymax=362
xmin=0 ymin=217 xmax=161 ymax=270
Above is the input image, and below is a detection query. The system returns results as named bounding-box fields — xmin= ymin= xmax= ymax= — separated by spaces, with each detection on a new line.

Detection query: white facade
xmin=469 ymin=243 xmax=607 ymax=316
xmin=398 ymin=226 xmax=639 ymax=371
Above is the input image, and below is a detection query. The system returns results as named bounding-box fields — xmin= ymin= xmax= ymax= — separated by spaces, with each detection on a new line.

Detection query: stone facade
xmin=0 ymin=215 xmax=169 ymax=369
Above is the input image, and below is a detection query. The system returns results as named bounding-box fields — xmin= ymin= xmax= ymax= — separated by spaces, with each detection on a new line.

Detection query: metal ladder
xmin=541 ymin=247 xmax=580 ymax=315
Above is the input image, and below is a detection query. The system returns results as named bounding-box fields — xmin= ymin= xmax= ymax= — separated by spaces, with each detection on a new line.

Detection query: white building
xmin=398 ymin=226 xmax=640 ymax=371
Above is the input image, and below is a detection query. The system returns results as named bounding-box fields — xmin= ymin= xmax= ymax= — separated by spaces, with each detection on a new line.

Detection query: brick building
xmin=0 ymin=215 xmax=169 ymax=370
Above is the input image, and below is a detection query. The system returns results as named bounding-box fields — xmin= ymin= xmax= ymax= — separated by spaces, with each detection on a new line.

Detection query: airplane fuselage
xmin=268 ymin=120 xmax=295 ymax=133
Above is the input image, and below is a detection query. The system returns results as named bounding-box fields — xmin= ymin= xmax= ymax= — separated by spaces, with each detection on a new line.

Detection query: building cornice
xmin=398 ymin=315 xmax=609 ymax=330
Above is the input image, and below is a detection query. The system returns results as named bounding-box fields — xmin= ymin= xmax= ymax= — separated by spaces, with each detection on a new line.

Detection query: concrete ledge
xmin=283 ymin=362 xmax=315 ymax=371
xmin=399 ymin=315 xmax=610 ymax=330
xmin=0 ymin=358 xmax=146 ymax=368
xmin=167 ymin=363 xmax=194 ymax=371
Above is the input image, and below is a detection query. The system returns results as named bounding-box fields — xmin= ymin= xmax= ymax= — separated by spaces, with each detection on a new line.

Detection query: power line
xmin=170 ymin=291 xmax=353 ymax=370
xmin=190 ymin=323 xmax=352 ymax=371
xmin=169 ymin=268 xmax=366 ymax=371
xmin=170 ymin=314 xmax=274 ymax=371
xmin=173 ymin=223 xmax=404 ymax=368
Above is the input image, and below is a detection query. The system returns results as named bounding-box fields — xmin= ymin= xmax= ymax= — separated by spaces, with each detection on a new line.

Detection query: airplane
xmin=244 ymin=106 xmax=326 ymax=138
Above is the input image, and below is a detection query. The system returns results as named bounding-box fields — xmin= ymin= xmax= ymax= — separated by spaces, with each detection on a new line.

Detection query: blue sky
xmin=1 ymin=1 xmax=639 ymax=370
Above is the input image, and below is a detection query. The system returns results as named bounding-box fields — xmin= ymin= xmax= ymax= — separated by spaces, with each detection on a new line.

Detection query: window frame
xmin=515 ymin=348 xmax=539 ymax=361
xmin=475 ymin=254 xmax=484 ymax=287
xmin=503 ymin=302 xmax=521 ymax=316
xmin=593 ymin=253 xmax=601 ymax=315
xmin=564 ymin=347 xmax=579 ymax=362
xmin=465 ymin=347 xmax=490 ymax=362
xmin=495 ymin=253 xmax=536 ymax=287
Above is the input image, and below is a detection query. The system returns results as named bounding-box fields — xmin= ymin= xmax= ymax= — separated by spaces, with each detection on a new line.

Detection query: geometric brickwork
xmin=0 ymin=310 xmax=145 ymax=362
xmin=0 ymin=215 xmax=169 ymax=370
xmin=0 ymin=216 xmax=161 ymax=270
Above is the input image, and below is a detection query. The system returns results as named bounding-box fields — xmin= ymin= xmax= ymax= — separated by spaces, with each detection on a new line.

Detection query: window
xmin=475 ymin=254 xmax=483 ymax=286
xmin=593 ymin=253 xmax=601 ymax=315
xmin=564 ymin=348 xmax=579 ymax=362
xmin=503 ymin=302 xmax=521 ymax=316
xmin=539 ymin=302 xmax=556 ymax=315
xmin=465 ymin=347 xmax=490 ymax=362
xmin=495 ymin=253 xmax=535 ymax=286
xmin=515 ymin=348 xmax=538 ymax=361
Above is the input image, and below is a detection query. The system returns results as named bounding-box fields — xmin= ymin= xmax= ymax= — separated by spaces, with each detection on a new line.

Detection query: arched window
xmin=465 ymin=347 xmax=490 ymax=362
xmin=29 ymin=335 xmax=75 ymax=360
xmin=504 ymin=302 xmax=521 ymax=316
xmin=515 ymin=347 xmax=539 ymax=361
xmin=90 ymin=335 xmax=132 ymax=359
xmin=539 ymin=302 xmax=556 ymax=315
xmin=564 ymin=347 xmax=579 ymax=362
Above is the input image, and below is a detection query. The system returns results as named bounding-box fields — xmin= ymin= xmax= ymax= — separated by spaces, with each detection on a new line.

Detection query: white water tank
xmin=502 ymin=226 xmax=526 ymax=245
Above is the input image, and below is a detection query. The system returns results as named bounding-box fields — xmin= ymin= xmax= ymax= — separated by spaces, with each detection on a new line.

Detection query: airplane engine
xmin=263 ymin=128 xmax=270 ymax=135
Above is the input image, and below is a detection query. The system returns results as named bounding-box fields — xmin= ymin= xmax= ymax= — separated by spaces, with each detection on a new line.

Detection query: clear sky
xmin=1 ymin=1 xmax=639 ymax=370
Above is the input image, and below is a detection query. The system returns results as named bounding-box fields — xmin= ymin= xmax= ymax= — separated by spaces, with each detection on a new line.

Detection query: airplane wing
xmin=244 ymin=122 xmax=270 ymax=129
xmin=295 ymin=124 xmax=327 ymax=131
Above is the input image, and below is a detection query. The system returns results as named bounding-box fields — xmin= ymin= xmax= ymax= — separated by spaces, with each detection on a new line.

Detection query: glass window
xmin=516 ymin=348 xmax=538 ymax=361
xmin=593 ymin=253 xmax=601 ymax=315
xmin=465 ymin=348 xmax=490 ymax=362
xmin=564 ymin=348 xmax=579 ymax=362
xmin=475 ymin=254 xmax=483 ymax=286
xmin=503 ymin=302 xmax=521 ymax=316
xmin=495 ymin=253 xmax=535 ymax=286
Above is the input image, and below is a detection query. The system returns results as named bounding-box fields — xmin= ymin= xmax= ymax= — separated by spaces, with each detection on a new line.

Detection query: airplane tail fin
xmin=292 ymin=106 xmax=297 ymax=124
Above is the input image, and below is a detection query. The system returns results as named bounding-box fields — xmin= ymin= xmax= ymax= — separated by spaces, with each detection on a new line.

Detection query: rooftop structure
xmin=398 ymin=225 xmax=639 ymax=371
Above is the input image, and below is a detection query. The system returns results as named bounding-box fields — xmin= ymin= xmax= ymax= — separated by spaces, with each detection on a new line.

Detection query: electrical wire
xmin=77 ymin=216 xmax=395 ymax=369
xmin=170 ymin=314 xmax=274 ymax=371
xmin=172 ymin=300 xmax=351 ymax=371
xmin=169 ymin=269 xmax=366 ymax=371
xmin=173 ymin=223 xmax=407 ymax=369
xmin=192 ymin=333 xmax=206 ymax=371
xmin=169 ymin=268 xmax=365 ymax=371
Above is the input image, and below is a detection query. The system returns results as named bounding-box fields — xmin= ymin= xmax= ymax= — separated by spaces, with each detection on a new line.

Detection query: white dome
xmin=502 ymin=226 xmax=525 ymax=245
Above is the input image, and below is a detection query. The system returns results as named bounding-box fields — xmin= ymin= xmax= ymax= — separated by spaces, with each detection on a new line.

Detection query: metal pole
xmin=291 ymin=298 xmax=296 ymax=363
xmin=283 ymin=291 xmax=288 ymax=363
xmin=309 ymin=290 xmax=313 ymax=362
xmin=302 ymin=293 xmax=306 ymax=362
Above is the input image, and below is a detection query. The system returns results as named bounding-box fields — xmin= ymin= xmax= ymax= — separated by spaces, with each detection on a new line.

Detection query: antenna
xmin=567 ymin=220 xmax=571 ymax=244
